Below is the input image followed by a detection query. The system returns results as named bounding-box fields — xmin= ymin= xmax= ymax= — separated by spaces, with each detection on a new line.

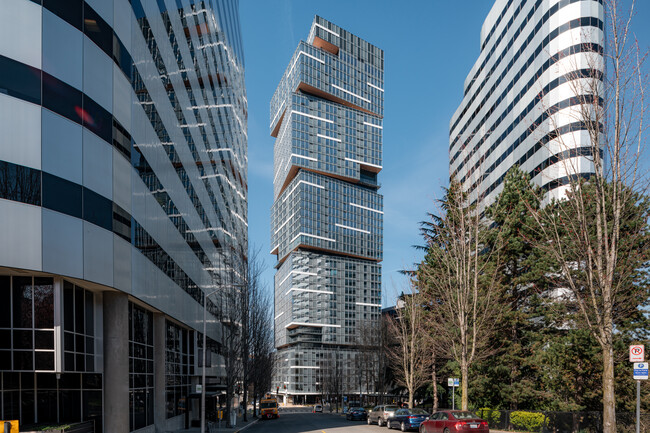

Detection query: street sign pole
xmin=636 ymin=380 xmax=641 ymax=433
xmin=452 ymin=385 xmax=455 ymax=410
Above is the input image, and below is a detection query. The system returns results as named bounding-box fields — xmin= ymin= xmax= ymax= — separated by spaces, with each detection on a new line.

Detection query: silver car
xmin=367 ymin=405 xmax=399 ymax=427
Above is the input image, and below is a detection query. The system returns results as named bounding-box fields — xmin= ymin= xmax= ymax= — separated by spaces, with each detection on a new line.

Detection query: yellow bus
xmin=260 ymin=397 xmax=279 ymax=419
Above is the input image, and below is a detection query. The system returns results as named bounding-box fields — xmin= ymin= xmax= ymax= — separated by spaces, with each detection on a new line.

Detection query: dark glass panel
xmin=22 ymin=371 xmax=35 ymax=388
xmin=75 ymin=287 xmax=84 ymax=334
xmin=83 ymin=390 xmax=103 ymax=431
xmin=37 ymin=389 xmax=58 ymax=423
xmin=42 ymin=71 xmax=83 ymax=124
xmin=0 ymin=276 xmax=10 ymax=328
xmin=12 ymin=277 xmax=32 ymax=328
xmin=42 ymin=172 xmax=82 ymax=219
xmin=4 ymin=372 xmax=19 ymax=388
xmin=112 ymin=34 xmax=133 ymax=83
xmin=0 ymin=54 xmax=41 ymax=104
xmin=64 ymin=332 xmax=74 ymax=351
xmin=112 ymin=203 xmax=132 ymax=242
xmin=37 ymin=372 xmax=57 ymax=389
xmin=33 ymin=277 xmax=54 ymax=328
xmin=86 ymin=336 xmax=94 ymax=354
xmin=42 ymin=0 xmax=82 ymax=31
xmin=133 ymin=389 xmax=146 ymax=430
xmin=84 ymin=3 xmax=112 ymax=57
xmin=13 ymin=330 xmax=32 ymax=349
xmin=83 ymin=187 xmax=112 ymax=231
xmin=85 ymin=290 xmax=94 ymax=336
xmin=21 ymin=389 xmax=35 ymax=424
xmin=35 ymin=330 xmax=54 ymax=349
xmin=82 ymin=373 xmax=102 ymax=389
xmin=82 ymin=94 xmax=112 ymax=144
xmin=59 ymin=372 xmax=80 ymax=389
xmin=75 ymin=334 xmax=84 ymax=353
xmin=65 ymin=352 xmax=75 ymax=371
xmin=3 ymin=390 xmax=20 ymax=419
xmin=35 ymin=352 xmax=55 ymax=370
xmin=64 ymin=282 xmax=74 ymax=331
xmin=0 ymin=350 xmax=10 ymax=369
xmin=86 ymin=355 xmax=94 ymax=371
xmin=0 ymin=329 xmax=10 ymax=349
xmin=13 ymin=351 xmax=33 ymax=370
xmin=76 ymin=353 xmax=85 ymax=372
xmin=59 ymin=389 xmax=81 ymax=423
xmin=146 ymin=389 xmax=154 ymax=426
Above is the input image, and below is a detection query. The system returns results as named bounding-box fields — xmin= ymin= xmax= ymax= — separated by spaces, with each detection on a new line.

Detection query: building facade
xmin=0 ymin=0 xmax=247 ymax=431
xmin=449 ymin=0 xmax=604 ymax=209
xmin=270 ymin=16 xmax=383 ymax=403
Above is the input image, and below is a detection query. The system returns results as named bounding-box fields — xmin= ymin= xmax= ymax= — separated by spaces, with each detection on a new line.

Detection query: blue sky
xmin=239 ymin=0 xmax=650 ymax=307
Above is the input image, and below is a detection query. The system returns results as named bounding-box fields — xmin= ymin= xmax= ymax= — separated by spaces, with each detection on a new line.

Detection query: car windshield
xmin=409 ymin=409 xmax=428 ymax=415
xmin=453 ymin=411 xmax=479 ymax=419
xmin=385 ymin=406 xmax=398 ymax=411
xmin=260 ymin=402 xmax=277 ymax=408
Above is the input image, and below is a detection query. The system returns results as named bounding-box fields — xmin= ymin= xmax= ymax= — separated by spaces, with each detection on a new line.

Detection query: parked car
xmin=387 ymin=407 xmax=429 ymax=431
xmin=313 ymin=404 xmax=323 ymax=413
xmin=367 ymin=405 xmax=399 ymax=427
xmin=419 ymin=411 xmax=489 ymax=433
xmin=346 ymin=407 xmax=368 ymax=421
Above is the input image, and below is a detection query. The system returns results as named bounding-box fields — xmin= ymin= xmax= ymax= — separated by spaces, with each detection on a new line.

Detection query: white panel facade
xmin=0 ymin=94 xmax=41 ymax=170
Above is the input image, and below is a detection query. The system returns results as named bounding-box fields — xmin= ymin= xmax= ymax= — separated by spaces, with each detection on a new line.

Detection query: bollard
xmin=4 ymin=422 xmax=11 ymax=433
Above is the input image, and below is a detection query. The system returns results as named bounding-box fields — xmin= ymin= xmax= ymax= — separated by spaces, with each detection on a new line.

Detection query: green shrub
xmin=477 ymin=408 xmax=501 ymax=426
xmin=510 ymin=411 xmax=547 ymax=432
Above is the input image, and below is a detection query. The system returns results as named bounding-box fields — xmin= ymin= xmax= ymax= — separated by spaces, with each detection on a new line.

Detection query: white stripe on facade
xmin=314 ymin=22 xmax=340 ymax=37
xmin=350 ymin=202 xmax=384 ymax=214
xmin=317 ymin=133 xmax=341 ymax=142
xmin=331 ymin=84 xmax=371 ymax=103
xmin=291 ymin=110 xmax=334 ymax=123
xmin=336 ymin=223 xmax=370 ymax=234
xmin=345 ymin=157 xmax=382 ymax=169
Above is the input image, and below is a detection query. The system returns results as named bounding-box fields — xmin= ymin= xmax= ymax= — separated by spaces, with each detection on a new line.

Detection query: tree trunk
xmin=243 ymin=381 xmax=248 ymax=421
xmin=408 ymin=386 xmax=414 ymax=408
xmin=602 ymin=342 xmax=616 ymax=433
xmin=461 ymin=360 xmax=469 ymax=411
xmin=432 ymin=355 xmax=438 ymax=411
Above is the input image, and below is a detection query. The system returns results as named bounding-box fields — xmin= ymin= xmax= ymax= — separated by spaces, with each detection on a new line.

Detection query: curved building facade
xmin=0 ymin=0 xmax=247 ymax=431
xmin=270 ymin=17 xmax=383 ymax=403
xmin=450 ymin=0 xmax=604 ymax=209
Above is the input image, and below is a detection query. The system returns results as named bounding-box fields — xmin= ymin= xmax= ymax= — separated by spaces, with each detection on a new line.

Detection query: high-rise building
xmin=270 ymin=16 xmax=384 ymax=403
xmin=450 ymin=0 xmax=604 ymax=209
xmin=0 ymin=0 xmax=247 ymax=431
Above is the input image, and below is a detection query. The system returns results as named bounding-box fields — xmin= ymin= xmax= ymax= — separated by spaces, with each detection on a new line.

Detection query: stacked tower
xmin=270 ymin=16 xmax=384 ymax=402
xmin=450 ymin=0 xmax=604 ymax=209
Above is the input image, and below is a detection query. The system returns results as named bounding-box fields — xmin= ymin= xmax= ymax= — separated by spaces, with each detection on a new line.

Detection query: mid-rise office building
xmin=270 ymin=16 xmax=383 ymax=403
xmin=450 ymin=0 xmax=604 ymax=209
xmin=0 ymin=0 xmax=247 ymax=431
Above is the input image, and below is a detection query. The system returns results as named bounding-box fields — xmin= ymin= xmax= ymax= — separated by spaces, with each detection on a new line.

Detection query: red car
xmin=419 ymin=411 xmax=489 ymax=433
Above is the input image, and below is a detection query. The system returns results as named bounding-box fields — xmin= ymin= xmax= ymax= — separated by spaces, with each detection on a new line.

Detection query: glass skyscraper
xmin=270 ymin=16 xmax=384 ymax=403
xmin=450 ymin=0 xmax=604 ymax=209
xmin=0 ymin=0 xmax=247 ymax=431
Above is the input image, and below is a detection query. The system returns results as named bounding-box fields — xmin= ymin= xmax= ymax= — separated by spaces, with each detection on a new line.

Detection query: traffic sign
xmin=447 ymin=378 xmax=460 ymax=387
xmin=196 ymin=384 xmax=203 ymax=394
xmin=633 ymin=362 xmax=649 ymax=380
xmin=630 ymin=345 xmax=645 ymax=362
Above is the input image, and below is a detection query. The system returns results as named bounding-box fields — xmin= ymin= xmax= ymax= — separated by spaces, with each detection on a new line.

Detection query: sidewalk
xmin=173 ymin=413 xmax=259 ymax=433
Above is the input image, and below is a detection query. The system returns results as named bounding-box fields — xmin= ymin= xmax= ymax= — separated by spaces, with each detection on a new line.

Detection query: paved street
xmin=245 ymin=412 xmax=390 ymax=433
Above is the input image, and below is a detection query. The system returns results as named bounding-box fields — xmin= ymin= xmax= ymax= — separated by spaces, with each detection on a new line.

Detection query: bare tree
xmin=522 ymin=2 xmax=649 ymax=431
xmin=240 ymin=246 xmax=273 ymax=421
xmin=386 ymin=285 xmax=430 ymax=408
xmin=418 ymin=181 xmax=504 ymax=410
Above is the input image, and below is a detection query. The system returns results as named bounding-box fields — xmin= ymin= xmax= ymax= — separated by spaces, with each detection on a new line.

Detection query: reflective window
xmin=0 ymin=160 xmax=41 ymax=206
xmin=42 ymin=71 xmax=82 ymax=124
xmin=0 ymin=54 xmax=41 ymax=105
xmin=42 ymin=0 xmax=83 ymax=31
xmin=84 ymin=3 xmax=112 ymax=57
xmin=83 ymin=187 xmax=112 ymax=231
xmin=42 ymin=172 xmax=82 ymax=219
xmin=129 ymin=302 xmax=154 ymax=430
xmin=63 ymin=281 xmax=96 ymax=372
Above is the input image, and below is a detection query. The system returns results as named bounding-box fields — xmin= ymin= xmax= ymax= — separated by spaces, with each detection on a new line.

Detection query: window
xmin=0 ymin=276 xmax=55 ymax=371
xmin=165 ymin=321 xmax=194 ymax=419
xmin=63 ymin=281 xmax=96 ymax=372
xmin=129 ymin=302 xmax=154 ymax=431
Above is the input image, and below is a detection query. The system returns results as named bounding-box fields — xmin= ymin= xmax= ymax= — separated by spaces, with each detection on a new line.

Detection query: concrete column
xmin=103 ymin=292 xmax=129 ymax=433
xmin=154 ymin=313 xmax=166 ymax=432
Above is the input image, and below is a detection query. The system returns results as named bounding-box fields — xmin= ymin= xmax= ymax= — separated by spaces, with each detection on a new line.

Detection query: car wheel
xmin=444 ymin=428 xmax=450 ymax=433
xmin=368 ymin=417 xmax=372 ymax=425
xmin=378 ymin=418 xmax=383 ymax=427
xmin=401 ymin=421 xmax=407 ymax=432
